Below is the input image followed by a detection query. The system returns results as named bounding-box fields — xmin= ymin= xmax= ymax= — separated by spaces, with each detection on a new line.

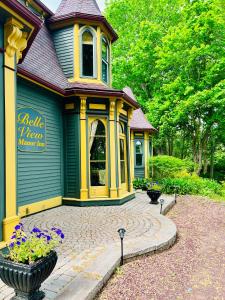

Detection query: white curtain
xmin=89 ymin=120 xmax=99 ymax=151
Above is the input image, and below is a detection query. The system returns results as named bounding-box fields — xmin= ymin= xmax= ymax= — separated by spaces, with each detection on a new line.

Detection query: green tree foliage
xmin=105 ymin=0 xmax=225 ymax=178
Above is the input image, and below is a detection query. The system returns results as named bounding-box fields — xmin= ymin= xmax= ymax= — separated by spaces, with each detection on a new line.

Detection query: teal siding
xmin=64 ymin=113 xmax=80 ymax=198
xmin=53 ymin=27 xmax=74 ymax=78
xmin=17 ymin=79 xmax=64 ymax=206
xmin=0 ymin=22 xmax=4 ymax=241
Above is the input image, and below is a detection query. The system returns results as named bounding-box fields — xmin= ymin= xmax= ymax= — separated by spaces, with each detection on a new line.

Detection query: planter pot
xmin=147 ymin=189 xmax=162 ymax=204
xmin=0 ymin=250 xmax=57 ymax=300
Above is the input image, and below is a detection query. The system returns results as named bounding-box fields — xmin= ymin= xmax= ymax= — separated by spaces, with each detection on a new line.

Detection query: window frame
xmin=79 ymin=26 xmax=97 ymax=79
xmin=101 ymin=35 xmax=110 ymax=84
xmin=135 ymin=139 xmax=144 ymax=168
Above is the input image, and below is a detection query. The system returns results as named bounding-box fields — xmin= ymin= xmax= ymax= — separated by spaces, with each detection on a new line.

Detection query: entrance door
xmin=89 ymin=117 xmax=108 ymax=198
xmin=119 ymin=122 xmax=128 ymax=194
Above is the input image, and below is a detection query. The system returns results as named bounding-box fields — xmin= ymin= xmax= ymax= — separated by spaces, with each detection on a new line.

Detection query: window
xmin=102 ymin=37 xmax=109 ymax=83
xmin=120 ymin=138 xmax=126 ymax=183
xmin=89 ymin=120 xmax=106 ymax=186
xmin=135 ymin=140 xmax=143 ymax=167
xmin=81 ymin=27 xmax=96 ymax=77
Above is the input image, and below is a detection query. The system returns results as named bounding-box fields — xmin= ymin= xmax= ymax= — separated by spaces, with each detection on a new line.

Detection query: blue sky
xmin=41 ymin=0 xmax=106 ymax=12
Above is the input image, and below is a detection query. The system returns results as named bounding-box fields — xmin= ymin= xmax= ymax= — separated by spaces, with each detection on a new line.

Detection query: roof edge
xmin=48 ymin=12 xmax=118 ymax=43
xmin=33 ymin=0 xmax=54 ymax=16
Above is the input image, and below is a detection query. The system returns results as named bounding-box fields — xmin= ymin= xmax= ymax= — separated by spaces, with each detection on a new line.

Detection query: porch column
xmin=144 ymin=131 xmax=149 ymax=178
xmin=128 ymin=108 xmax=134 ymax=192
xmin=3 ymin=18 xmax=28 ymax=241
xmin=80 ymin=96 xmax=88 ymax=199
xmin=109 ymin=98 xmax=117 ymax=198
xmin=116 ymin=100 xmax=123 ymax=197
xmin=130 ymin=131 xmax=135 ymax=182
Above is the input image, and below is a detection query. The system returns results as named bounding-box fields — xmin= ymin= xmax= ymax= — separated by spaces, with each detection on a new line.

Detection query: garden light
xmin=118 ymin=228 xmax=126 ymax=265
xmin=174 ymin=185 xmax=179 ymax=203
xmin=160 ymin=199 xmax=165 ymax=214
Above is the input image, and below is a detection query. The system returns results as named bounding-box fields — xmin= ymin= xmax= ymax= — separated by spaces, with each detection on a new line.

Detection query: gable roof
xmin=130 ymin=108 xmax=156 ymax=132
xmin=54 ymin=0 xmax=102 ymax=17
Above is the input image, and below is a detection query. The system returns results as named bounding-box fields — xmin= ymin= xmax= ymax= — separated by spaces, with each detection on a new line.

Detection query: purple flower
xmin=61 ymin=233 xmax=65 ymax=239
xmin=56 ymin=229 xmax=61 ymax=235
xmin=11 ymin=235 xmax=16 ymax=239
xmin=22 ymin=238 xmax=26 ymax=243
xmin=46 ymin=235 xmax=51 ymax=241
xmin=32 ymin=227 xmax=41 ymax=233
xmin=15 ymin=225 xmax=21 ymax=231
xmin=9 ymin=242 xmax=14 ymax=248
xmin=16 ymin=241 xmax=21 ymax=246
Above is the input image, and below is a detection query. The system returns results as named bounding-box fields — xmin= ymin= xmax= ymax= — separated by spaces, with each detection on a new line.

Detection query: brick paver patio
xmin=0 ymin=193 xmax=176 ymax=300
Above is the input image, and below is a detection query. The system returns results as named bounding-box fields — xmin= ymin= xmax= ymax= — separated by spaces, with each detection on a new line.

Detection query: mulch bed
xmin=97 ymin=196 xmax=225 ymax=300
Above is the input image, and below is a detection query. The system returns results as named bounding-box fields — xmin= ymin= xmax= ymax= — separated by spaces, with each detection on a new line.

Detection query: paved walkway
xmin=0 ymin=193 xmax=176 ymax=300
xmin=97 ymin=196 xmax=225 ymax=300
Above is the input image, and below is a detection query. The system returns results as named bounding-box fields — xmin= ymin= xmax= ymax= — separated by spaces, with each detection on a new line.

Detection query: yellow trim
xmin=18 ymin=74 xmax=64 ymax=96
xmin=121 ymin=109 xmax=127 ymax=116
xmin=3 ymin=216 xmax=20 ymax=242
xmin=144 ymin=132 xmax=149 ymax=178
xmin=109 ymin=41 xmax=112 ymax=88
xmin=131 ymin=131 xmax=135 ymax=182
xmin=68 ymin=77 xmax=104 ymax=84
xmin=18 ymin=196 xmax=62 ymax=217
xmin=97 ymin=26 xmax=101 ymax=81
xmin=135 ymin=133 xmax=144 ymax=136
xmin=88 ymin=116 xmax=109 ymax=198
xmin=109 ymin=99 xmax=117 ymax=198
xmin=65 ymin=103 xmax=75 ymax=110
xmin=120 ymin=131 xmax=128 ymax=194
xmin=80 ymin=96 xmax=88 ymax=199
xmin=74 ymin=23 xmax=80 ymax=80
xmin=89 ymin=103 xmax=106 ymax=110
xmin=116 ymin=101 xmax=123 ymax=197
xmin=0 ymin=3 xmax=35 ymax=31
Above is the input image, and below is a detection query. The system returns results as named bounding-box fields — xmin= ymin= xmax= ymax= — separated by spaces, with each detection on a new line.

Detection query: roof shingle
xmin=130 ymin=108 xmax=156 ymax=132
xmin=54 ymin=0 xmax=102 ymax=17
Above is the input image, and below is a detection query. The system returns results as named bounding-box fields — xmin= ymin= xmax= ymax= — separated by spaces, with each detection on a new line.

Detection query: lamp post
xmin=118 ymin=228 xmax=126 ymax=266
xmin=174 ymin=185 xmax=179 ymax=203
xmin=160 ymin=199 xmax=165 ymax=214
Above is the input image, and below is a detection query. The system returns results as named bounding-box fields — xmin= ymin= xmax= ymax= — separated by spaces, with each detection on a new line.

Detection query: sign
xmin=17 ymin=107 xmax=46 ymax=152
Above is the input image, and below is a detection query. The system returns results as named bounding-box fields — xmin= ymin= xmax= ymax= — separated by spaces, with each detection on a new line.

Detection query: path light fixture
xmin=160 ymin=199 xmax=165 ymax=214
xmin=118 ymin=228 xmax=126 ymax=266
xmin=174 ymin=185 xmax=179 ymax=203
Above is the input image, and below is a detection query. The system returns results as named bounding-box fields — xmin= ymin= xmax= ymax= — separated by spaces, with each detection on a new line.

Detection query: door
xmin=89 ymin=117 xmax=108 ymax=198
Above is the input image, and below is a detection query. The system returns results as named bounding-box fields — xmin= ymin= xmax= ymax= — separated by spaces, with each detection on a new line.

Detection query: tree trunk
xmin=210 ymin=140 xmax=215 ymax=179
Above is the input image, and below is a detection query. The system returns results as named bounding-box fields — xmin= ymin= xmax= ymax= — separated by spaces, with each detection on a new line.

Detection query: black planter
xmin=0 ymin=250 xmax=57 ymax=300
xmin=147 ymin=189 xmax=162 ymax=204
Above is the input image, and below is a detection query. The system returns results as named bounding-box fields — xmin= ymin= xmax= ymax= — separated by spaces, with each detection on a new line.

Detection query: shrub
xmin=133 ymin=178 xmax=151 ymax=190
xmin=149 ymin=155 xmax=195 ymax=179
xmin=161 ymin=175 xmax=222 ymax=197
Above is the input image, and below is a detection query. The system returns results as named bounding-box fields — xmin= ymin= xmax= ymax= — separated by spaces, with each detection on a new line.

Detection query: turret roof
xmin=54 ymin=0 xmax=102 ymax=17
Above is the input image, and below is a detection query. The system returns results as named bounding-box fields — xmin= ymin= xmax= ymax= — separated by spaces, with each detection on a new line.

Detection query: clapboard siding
xmin=17 ymin=79 xmax=64 ymax=207
xmin=134 ymin=168 xmax=145 ymax=178
xmin=0 ymin=22 xmax=4 ymax=241
xmin=53 ymin=26 xmax=74 ymax=78
xmin=64 ymin=113 xmax=80 ymax=198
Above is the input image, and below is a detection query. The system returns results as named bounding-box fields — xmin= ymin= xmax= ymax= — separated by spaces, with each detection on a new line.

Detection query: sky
xmin=41 ymin=0 xmax=106 ymax=12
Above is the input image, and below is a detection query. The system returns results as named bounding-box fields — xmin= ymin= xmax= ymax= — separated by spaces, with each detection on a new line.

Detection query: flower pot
xmin=0 ymin=250 xmax=57 ymax=300
xmin=147 ymin=189 xmax=162 ymax=204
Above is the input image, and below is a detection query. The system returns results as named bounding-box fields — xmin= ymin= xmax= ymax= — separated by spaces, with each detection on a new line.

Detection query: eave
xmin=17 ymin=67 xmax=139 ymax=109
xmin=48 ymin=12 xmax=118 ymax=43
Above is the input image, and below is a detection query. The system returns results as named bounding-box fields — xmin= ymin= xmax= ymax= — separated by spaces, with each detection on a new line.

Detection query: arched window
xmin=102 ymin=36 xmax=109 ymax=83
xmin=80 ymin=27 xmax=96 ymax=77
xmin=135 ymin=140 xmax=143 ymax=167
xmin=89 ymin=119 xmax=106 ymax=186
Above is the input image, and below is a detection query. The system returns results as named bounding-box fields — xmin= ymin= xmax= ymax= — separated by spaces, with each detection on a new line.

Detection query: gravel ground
xmin=97 ymin=196 xmax=225 ymax=300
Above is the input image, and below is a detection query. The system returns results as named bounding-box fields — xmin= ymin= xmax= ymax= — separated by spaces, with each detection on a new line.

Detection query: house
xmin=0 ymin=0 xmax=155 ymax=247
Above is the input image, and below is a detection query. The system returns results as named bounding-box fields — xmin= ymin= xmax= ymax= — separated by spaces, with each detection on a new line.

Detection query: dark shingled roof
xmin=123 ymin=87 xmax=137 ymax=102
xmin=54 ymin=0 xmax=102 ymax=17
xmin=130 ymin=108 xmax=156 ymax=132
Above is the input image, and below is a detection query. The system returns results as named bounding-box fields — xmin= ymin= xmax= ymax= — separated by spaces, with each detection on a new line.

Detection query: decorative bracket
xmin=80 ymin=96 xmax=87 ymax=119
xmin=4 ymin=18 xmax=28 ymax=63
xmin=109 ymin=99 xmax=116 ymax=121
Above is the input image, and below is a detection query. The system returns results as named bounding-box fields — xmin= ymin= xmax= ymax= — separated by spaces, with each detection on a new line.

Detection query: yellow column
xmin=80 ymin=96 xmax=88 ymax=199
xmin=109 ymin=99 xmax=117 ymax=198
xmin=144 ymin=131 xmax=149 ymax=178
xmin=97 ymin=26 xmax=101 ymax=81
xmin=74 ymin=23 xmax=80 ymax=81
xmin=3 ymin=18 xmax=28 ymax=241
xmin=116 ymin=100 xmax=123 ymax=197
xmin=127 ymin=108 xmax=133 ymax=192
xmin=109 ymin=41 xmax=112 ymax=88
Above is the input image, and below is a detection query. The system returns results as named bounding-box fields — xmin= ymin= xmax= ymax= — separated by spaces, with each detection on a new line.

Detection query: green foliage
xmin=6 ymin=224 xmax=64 ymax=264
xmin=161 ymin=175 xmax=222 ymax=197
xmin=133 ymin=177 xmax=150 ymax=190
xmin=150 ymin=155 xmax=195 ymax=179
xmin=106 ymin=0 xmax=225 ymax=177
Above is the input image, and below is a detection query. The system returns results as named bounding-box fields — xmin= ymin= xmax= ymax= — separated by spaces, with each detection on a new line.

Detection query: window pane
xmin=121 ymin=161 xmax=125 ymax=183
xmin=82 ymin=31 xmax=93 ymax=43
xmin=136 ymin=154 xmax=143 ymax=166
xmin=136 ymin=140 xmax=143 ymax=154
xmin=102 ymin=39 xmax=108 ymax=61
xmin=102 ymin=61 xmax=108 ymax=83
xmin=91 ymin=162 xmax=106 ymax=186
xmin=90 ymin=137 xmax=106 ymax=160
xmin=83 ymin=44 xmax=93 ymax=76
xmin=120 ymin=139 xmax=124 ymax=160
xmin=95 ymin=121 xmax=105 ymax=136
